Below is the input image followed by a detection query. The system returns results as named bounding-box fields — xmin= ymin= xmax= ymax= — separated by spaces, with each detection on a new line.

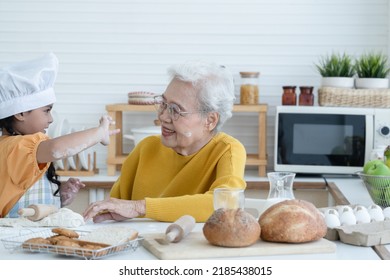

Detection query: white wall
xmin=0 ymin=0 xmax=388 ymax=174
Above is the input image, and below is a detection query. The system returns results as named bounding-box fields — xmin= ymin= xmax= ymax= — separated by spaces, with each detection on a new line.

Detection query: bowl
xmin=124 ymin=126 xmax=161 ymax=145
xmin=356 ymin=171 xmax=390 ymax=208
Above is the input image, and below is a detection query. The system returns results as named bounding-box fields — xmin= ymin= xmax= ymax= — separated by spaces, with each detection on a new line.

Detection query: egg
xmin=337 ymin=205 xmax=353 ymax=216
xmin=354 ymin=207 xmax=371 ymax=224
xmin=324 ymin=211 xmax=341 ymax=228
xmin=353 ymin=205 xmax=368 ymax=214
xmin=324 ymin=208 xmax=339 ymax=217
xmin=382 ymin=207 xmax=390 ymax=220
xmin=367 ymin=204 xmax=385 ymax=222
xmin=339 ymin=209 xmax=357 ymax=226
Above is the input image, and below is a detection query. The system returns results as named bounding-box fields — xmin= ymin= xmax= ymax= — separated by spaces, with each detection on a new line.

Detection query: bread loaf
xmin=259 ymin=199 xmax=327 ymax=243
xmin=203 ymin=208 xmax=260 ymax=247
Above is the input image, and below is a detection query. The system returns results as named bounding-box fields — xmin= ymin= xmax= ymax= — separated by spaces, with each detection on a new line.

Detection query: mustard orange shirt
xmin=110 ymin=132 xmax=247 ymax=222
xmin=0 ymin=133 xmax=50 ymax=217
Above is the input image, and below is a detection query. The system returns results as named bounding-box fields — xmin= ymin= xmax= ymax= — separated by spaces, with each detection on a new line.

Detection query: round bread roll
xmin=259 ymin=199 xmax=327 ymax=243
xmin=203 ymin=208 xmax=260 ymax=247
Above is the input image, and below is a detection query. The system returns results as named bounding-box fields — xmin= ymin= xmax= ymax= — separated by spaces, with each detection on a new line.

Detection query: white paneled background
xmin=0 ymin=0 xmax=389 ymax=174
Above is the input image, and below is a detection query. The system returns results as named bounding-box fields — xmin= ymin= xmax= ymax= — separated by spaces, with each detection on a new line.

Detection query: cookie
xmin=54 ymin=239 xmax=81 ymax=255
xmin=79 ymin=243 xmax=108 ymax=258
xmin=51 ymin=227 xmax=79 ymax=238
xmin=56 ymin=239 xmax=81 ymax=248
xmin=22 ymin=237 xmax=51 ymax=250
xmin=46 ymin=234 xmax=71 ymax=245
xmin=82 ymin=244 xmax=105 ymax=250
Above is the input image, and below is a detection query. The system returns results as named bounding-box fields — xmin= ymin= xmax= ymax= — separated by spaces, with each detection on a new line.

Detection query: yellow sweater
xmin=0 ymin=133 xmax=50 ymax=217
xmin=110 ymin=132 xmax=247 ymax=222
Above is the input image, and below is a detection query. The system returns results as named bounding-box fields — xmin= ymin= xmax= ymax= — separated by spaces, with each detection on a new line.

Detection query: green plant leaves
xmin=315 ymin=53 xmax=355 ymax=77
xmin=315 ymin=51 xmax=390 ymax=78
xmin=355 ymin=52 xmax=390 ymax=78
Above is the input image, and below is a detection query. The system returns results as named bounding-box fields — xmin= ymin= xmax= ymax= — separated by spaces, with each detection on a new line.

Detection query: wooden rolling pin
xmin=18 ymin=204 xmax=59 ymax=221
xmin=164 ymin=215 xmax=196 ymax=244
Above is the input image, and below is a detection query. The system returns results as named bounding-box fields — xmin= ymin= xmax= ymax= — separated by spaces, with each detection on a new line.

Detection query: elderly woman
xmin=83 ymin=61 xmax=247 ymax=223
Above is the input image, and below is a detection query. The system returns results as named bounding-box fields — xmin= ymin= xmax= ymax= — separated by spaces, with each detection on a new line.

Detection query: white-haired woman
xmin=83 ymin=61 xmax=247 ymax=223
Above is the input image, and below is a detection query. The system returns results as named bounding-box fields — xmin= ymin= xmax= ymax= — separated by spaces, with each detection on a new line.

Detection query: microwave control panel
xmin=374 ymin=109 xmax=390 ymax=146
xmin=378 ymin=125 xmax=390 ymax=137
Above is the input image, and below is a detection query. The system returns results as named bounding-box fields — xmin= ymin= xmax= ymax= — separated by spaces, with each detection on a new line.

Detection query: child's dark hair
xmin=0 ymin=116 xmax=61 ymax=194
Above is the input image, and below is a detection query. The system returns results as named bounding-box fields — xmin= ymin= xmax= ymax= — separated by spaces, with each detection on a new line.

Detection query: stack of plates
xmin=128 ymin=91 xmax=158 ymax=105
xmin=47 ymin=113 xmax=90 ymax=171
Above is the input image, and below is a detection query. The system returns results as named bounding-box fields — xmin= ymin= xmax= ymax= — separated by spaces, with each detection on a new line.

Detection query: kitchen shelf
xmin=105 ymin=103 xmax=268 ymax=176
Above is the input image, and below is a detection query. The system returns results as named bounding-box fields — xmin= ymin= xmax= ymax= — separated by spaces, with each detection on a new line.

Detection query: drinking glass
xmin=213 ymin=188 xmax=245 ymax=210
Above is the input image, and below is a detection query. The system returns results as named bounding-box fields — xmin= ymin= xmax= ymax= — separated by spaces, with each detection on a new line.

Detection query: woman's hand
xmin=60 ymin=178 xmax=86 ymax=206
xmin=83 ymin=198 xmax=146 ymax=223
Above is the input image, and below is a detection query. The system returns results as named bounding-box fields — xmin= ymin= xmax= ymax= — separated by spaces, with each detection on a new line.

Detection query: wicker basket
xmin=357 ymin=171 xmax=390 ymax=208
xmin=318 ymin=87 xmax=390 ymax=108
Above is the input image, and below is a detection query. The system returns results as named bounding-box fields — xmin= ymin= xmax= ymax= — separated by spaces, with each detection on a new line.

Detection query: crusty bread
xmin=258 ymin=199 xmax=327 ymax=243
xmin=203 ymin=208 xmax=260 ymax=247
xmin=79 ymin=226 xmax=138 ymax=245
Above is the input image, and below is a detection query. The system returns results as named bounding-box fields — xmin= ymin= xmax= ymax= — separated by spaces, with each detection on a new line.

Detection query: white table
xmin=0 ymin=173 xmax=386 ymax=260
xmin=0 ymin=218 xmax=381 ymax=260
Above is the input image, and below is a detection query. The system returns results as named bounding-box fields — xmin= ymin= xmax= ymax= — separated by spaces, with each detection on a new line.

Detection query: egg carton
xmin=319 ymin=205 xmax=390 ymax=246
xmin=336 ymin=220 xmax=390 ymax=246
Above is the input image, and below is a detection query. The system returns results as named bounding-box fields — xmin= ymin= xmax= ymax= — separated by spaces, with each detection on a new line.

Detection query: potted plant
xmin=355 ymin=52 xmax=390 ymax=89
xmin=315 ymin=52 xmax=355 ymax=88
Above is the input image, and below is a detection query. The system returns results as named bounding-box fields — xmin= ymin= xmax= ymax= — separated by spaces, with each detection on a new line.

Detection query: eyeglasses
xmin=153 ymin=95 xmax=203 ymax=121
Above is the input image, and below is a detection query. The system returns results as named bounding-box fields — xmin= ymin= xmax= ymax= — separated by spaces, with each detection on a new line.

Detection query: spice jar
xmin=299 ymin=86 xmax=314 ymax=106
xmin=282 ymin=86 xmax=296 ymax=105
xmin=239 ymin=72 xmax=260 ymax=105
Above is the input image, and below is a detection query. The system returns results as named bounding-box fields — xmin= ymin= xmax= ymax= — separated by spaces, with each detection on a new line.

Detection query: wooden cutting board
xmin=142 ymin=232 xmax=336 ymax=260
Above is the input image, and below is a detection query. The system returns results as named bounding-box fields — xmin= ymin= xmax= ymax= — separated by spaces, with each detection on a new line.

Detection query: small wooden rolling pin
xmin=164 ymin=215 xmax=196 ymax=244
xmin=18 ymin=204 xmax=59 ymax=221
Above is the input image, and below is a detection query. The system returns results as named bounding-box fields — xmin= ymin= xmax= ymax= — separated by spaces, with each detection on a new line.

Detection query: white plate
xmin=47 ymin=110 xmax=59 ymax=137
xmin=66 ymin=127 xmax=77 ymax=170
xmin=78 ymin=127 xmax=89 ymax=170
xmin=53 ymin=117 xmax=65 ymax=170
xmin=53 ymin=118 xmax=70 ymax=170
xmin=78 ymin=149 xmax=89 ymax=170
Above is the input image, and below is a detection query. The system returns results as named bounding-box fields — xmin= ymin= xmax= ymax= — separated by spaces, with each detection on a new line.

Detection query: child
xmin=0 ymin=53 xmax=119 ymax=218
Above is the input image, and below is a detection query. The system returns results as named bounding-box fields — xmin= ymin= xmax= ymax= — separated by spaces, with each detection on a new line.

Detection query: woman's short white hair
xmin=167 ymin=60 xmax=235 ymax=132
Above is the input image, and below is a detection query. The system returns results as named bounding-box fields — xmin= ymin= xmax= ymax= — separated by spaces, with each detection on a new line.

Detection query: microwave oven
xmin=274 ymin=106 xmax=390 ymax=175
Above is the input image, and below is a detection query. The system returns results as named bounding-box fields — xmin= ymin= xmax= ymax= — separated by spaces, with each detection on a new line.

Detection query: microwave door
xmin=276 ymin=112 xmax=366 ymax=174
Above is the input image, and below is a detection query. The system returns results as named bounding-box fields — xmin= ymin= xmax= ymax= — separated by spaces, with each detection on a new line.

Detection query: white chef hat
xmin=0 ymin=52 xmax=58 ymax=119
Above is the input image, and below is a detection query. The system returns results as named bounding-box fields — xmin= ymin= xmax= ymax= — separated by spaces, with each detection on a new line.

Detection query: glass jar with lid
xmin=239 ymin=72 xmax=260 ymax=105
xmin=282 ymin=86 xmax=297 ymax=105
xmin=298 ymin=86 xmax=314 ymax=106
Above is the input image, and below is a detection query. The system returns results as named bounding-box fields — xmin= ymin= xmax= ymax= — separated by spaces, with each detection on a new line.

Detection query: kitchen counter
xmin=0 ymin=171 xmax=388 ymax=260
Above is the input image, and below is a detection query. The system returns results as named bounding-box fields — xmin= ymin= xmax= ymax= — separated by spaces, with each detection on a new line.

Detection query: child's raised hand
xmin=37 ymin=115 xmax=120 ymax=164
xmin=98 ymin=115 xmax=120 ymax=145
